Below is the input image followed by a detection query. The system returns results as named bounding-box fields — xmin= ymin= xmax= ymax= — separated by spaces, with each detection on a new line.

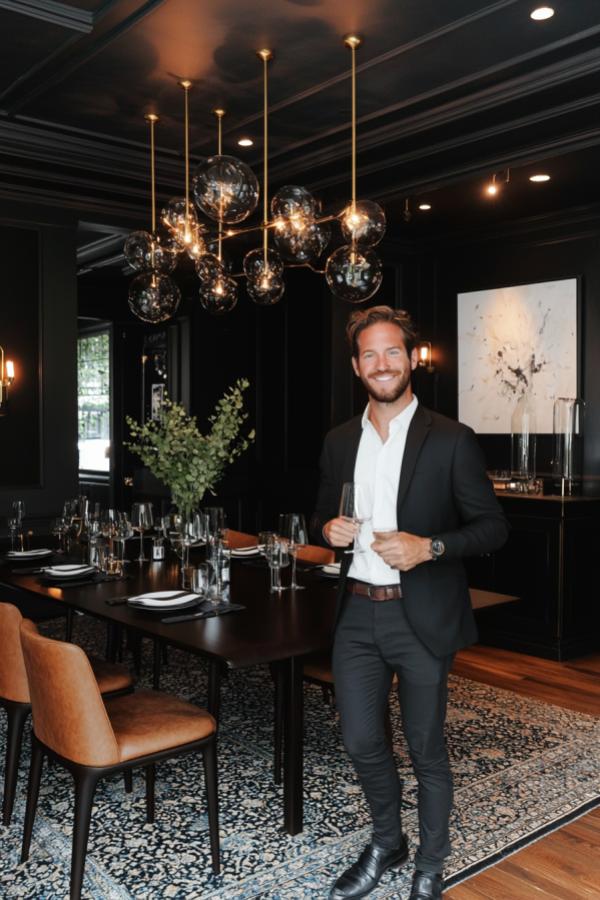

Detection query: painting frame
xmin=457 ymin=276 xmax=581 ymax=435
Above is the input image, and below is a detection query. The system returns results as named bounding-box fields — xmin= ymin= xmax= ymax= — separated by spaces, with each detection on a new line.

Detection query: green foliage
xmin=126 ymin=379 xmax=255 ymax=517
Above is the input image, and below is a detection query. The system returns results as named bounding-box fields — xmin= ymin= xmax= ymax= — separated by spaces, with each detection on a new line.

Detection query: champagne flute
xmin=278 ymin=513 xmax=308 ymax=590
xmin=339 ymin=482 xmax=372 ymax=554
xmin=131 ymin=502 xmax=153 ymax=562
xmin=10 ymin=500 xmax=25 ymax=525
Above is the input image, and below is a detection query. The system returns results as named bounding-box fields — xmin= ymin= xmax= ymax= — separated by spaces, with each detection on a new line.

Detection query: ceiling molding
xmin=4 ymin=0 xmax=169 ymax=112
xmin=0 ymin=0 xmax=93 ymax=32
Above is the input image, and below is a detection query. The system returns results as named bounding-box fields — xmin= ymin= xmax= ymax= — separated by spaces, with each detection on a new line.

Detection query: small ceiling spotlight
xmin=530 ymin=6 xmax=554 ymax=21
xmin=486 ymin=174 xmax=499 ymax=196
xmin=418 ymin=203 xmax=432 ymax=211
xmin=529 ymin=173 xmax=551 ymax=182
xmin=238 ymin=137 xmax=253 ymax=147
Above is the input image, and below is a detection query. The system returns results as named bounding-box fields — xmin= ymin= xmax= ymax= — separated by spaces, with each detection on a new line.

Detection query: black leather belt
xmin=347 ymin=579 xmax=403 ymax=601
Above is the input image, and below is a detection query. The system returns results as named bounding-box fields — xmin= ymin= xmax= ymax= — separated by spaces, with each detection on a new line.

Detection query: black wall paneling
xmin=0 ymin=202 xmax=78 ymax=523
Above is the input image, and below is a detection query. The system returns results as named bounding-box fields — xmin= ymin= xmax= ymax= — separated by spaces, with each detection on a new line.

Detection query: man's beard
xmin=361 ymin=369 xmax=412 ymax=403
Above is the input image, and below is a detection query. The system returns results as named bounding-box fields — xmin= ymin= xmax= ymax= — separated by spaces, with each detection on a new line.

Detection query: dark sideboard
xmin=466 ymin=494 xmax=600 ymax=661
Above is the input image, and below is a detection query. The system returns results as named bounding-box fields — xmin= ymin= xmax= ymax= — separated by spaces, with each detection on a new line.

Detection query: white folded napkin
xmin=127 ymin=591 xmax=201 ymax=608
xmin=321 ymin=562 xmax=341 ymax=576
xmin=7 ymin=548 xmax=53 ymax=558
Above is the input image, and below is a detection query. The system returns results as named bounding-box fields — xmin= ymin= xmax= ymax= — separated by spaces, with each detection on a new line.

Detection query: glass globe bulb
xmin=160 ymin=197 xmax=203 ymax=251
xmin=271 ymin=185 xmax=317 ymax=222
xmin=195 ymin=252 xmax=225 ymax=287
xmin=247 ymin=274 xmax=285 ymax=306
xmin=325 ymin=245 xmax=383 ymax=303
xmin=340 ymin=200 xmax=386 ymax=246
xmin=193 ymin=154 xmax=259 ymax=224
xmin=128 ymin=272 xmax=181 ymax=323
xmin=274 ymin=219 xmax=331 ymax=264
xmin=243 ymin=247 xmax=284 ymax=282
xmin=200 ymin=274 xmax=238 ymax=315
xmin=124 ymin=230 xmax=177 ymax=273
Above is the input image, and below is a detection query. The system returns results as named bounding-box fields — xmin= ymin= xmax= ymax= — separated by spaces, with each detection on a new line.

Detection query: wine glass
xmin=264 ymin=536 xmax=290 ymax=593
xmin=339 ymin=482 xmax=372 ymax=554
xmin=100 ymin=509 xmax=118 ymax=558
xmin=10 ymin=500 xmax=25 ymax=529
xmin=205 ymin=507 xmax=226 ymax=544
xmin=115 ymin=513 xmax=134 ymax=563
xmin=51 ymin=517 xmax=69 ymax=553
xmin=131 ymin=502 xmax=153 ymax=562
xmin=7 ymin=517 xmax=21 ymax=552
xmin=278 ymin=513 xmax=308 ymax=590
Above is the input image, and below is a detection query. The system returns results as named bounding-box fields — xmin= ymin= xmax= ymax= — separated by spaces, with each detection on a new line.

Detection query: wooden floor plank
xmin=446 ymin=646 xmax=599 ymax=898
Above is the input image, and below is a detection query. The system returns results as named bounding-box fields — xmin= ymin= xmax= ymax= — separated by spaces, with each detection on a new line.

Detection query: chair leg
xmin=202 ymin=740 xmax=220 ymax=876
xmin=145 ymin=765 xmax=155 ymax=823
xmin=123 ymin=769 xmax=133 ymax=793
xmin=70 ymin=768 xmax=99 ymax=900
xmin=65 ymin=608 xmax=74 ymax=642
xmin=20 ymin=736 xmax=44 ymax=863
xmin=273 ymin=664 xmax=284 ymax=785
xmin=2 ymin=703 xmax=30 ymax=826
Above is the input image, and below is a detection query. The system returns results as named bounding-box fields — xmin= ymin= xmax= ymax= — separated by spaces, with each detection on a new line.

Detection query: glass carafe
xmin=552 ymin=397 xmax=584 ymax=495
xmin=510 ymin=392 xmax=537 ymax=480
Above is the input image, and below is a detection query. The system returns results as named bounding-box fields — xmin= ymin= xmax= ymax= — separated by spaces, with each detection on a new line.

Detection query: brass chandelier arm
xmin=144 ymin=113 xmax=158 ymax=233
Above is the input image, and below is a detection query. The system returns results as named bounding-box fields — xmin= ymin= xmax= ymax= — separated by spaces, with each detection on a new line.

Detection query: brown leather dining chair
xmin=0 ymin=602 xmax=134 ymax=827
xmin=19 ymin=619 xmax=220 ymax=900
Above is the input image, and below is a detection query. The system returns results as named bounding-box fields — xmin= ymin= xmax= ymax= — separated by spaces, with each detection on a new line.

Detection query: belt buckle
xmin=367 ymin=584 xmax=377 ymax=599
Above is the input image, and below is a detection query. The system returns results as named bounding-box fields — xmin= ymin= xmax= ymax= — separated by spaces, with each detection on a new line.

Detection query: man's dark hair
xmin=346 ymin=306 xmax=418 ymax=358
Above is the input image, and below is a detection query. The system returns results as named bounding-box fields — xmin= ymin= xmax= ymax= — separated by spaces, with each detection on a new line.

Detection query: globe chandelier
xmin=125 ymin=35 xmax=386 ymax=320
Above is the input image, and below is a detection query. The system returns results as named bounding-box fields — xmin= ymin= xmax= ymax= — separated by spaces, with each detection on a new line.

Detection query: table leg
xmin=152 ymin=639 xmax=161 ymax=689
xmin=283 ymin=655 xmax=303 ymax=835
xmin=208 ymin=660 xmax=222 ymax=721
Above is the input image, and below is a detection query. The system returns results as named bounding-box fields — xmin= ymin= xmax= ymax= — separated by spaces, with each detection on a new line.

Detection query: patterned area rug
xmin=0 ymin=617 xmax=598 ymax=899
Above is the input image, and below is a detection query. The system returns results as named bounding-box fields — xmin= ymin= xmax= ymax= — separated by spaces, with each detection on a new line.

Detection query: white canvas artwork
xmin=457 ymin=278 xmax=578 ymax=434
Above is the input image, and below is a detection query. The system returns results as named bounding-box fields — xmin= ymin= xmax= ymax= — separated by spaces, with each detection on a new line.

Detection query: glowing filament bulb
xmin=5 ymin=360 xmax=14 ymax=380
xmin=214 ymin=280 xmax=224 ymax=296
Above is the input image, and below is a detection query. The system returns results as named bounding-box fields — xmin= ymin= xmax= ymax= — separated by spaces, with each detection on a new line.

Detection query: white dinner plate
xmin=44 ymin=564 xmax=96 ymax=579
xmin=6 ymin=548 xmax=53 ymax=559
xmin=127 ymin=590 xmax=201 ymax=610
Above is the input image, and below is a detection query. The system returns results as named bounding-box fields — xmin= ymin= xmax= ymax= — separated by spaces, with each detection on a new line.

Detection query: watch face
xmin=432 ymin=539 xmax=445 ymax=557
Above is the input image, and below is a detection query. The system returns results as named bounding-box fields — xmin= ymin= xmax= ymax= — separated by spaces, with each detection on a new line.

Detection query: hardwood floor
xmin=446 ymin=646 xmax=600 ymax=899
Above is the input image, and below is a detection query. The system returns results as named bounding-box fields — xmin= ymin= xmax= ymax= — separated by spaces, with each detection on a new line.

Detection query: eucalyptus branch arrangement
xmin=126 ymin=379 xmax=255 ymax=518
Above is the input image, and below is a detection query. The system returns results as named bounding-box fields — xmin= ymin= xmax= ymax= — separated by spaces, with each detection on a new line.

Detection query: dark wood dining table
xmin=0 ymin=549 xmax=338 ymax=836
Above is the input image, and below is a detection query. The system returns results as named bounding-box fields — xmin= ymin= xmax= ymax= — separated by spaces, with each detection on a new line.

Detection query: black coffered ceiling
xmin=2 ymin=0 xmax=600 ymax=264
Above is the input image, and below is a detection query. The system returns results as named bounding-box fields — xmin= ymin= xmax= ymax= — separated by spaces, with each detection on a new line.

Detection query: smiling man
xmin=313 ymin=306 xmax=509 ymax=900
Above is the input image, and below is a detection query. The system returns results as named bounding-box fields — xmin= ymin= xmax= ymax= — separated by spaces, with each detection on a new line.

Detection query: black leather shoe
xmin=409 ymin=870 xmax=444 ymax=899
xmin=328 ymin=835 xmax=409 ymax=899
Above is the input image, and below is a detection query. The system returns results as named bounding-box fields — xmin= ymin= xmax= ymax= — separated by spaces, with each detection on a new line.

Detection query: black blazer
xmin=312 ymin=404 xmax=510 ymax=658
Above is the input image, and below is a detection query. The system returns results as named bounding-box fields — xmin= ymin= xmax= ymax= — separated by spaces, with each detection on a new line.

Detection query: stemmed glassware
xmin=131 ymin=502 xmax=154 ymax=562
xmin=114 ymin=513 xmax=134 ymax=563
xmin=7 ymin=517 xmax=21 ymax=552
xmin=264 ymin=534 xmax=290 ymax=593
xmin=10 ymin=500 xmax=25 ymax=524
xmin=51 ymin=517 xmax=69 ymax=553
xmin=339 ymin=482 xmax=372 ymax=554
xmin=100 ymin=509 xmax=118 ymax=560
xmin=278 ymin=513 xmax=308 ymax=590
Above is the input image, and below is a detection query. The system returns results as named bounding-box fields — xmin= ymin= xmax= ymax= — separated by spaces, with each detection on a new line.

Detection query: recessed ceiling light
xmin=238 ymin=137 xmax=253 ymax=147
xmin=530 ymin=6 xmax=554 ymax=21
xmin=529 ymin=173 xmax=551 ymax=182
xmin=418 ymin=203 xmax=432 ymax=211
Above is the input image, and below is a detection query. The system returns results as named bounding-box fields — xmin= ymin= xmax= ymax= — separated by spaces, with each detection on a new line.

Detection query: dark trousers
xmin=332 ymin=592 xmax=454 ymax=874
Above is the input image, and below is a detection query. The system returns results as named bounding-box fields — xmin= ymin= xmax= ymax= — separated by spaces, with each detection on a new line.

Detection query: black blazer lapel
xmin=341 ymin=416 xmax=363 ymax=485
xmin=396 ymin=405 xmax=432 ymax=514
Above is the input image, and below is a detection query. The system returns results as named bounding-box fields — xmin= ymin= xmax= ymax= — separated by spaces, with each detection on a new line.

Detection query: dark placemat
xmin=38 ymin=574 xmax=129 ymax=588
xmin=160 ymin=600 xmax=246 ymax=623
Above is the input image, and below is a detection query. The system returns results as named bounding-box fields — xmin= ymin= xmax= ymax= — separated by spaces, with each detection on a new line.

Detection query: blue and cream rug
xmin=1 ymin=617 xmax=598 ymax=899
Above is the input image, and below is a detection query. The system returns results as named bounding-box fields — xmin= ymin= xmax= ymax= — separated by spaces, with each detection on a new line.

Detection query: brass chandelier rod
xmin=257 ymin=49 xmax=272 ymax=259
xmin=179 ymin=80 xmax=192 ymax=231
xmin=214 ymin=107 xmax=225 ymax=261
xmin=145 ymin=113 xmax=158 ymax=233
xmin=344 ymin=35 xmax=361 ymax=213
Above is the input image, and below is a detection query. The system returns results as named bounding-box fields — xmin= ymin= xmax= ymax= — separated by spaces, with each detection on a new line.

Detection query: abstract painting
xmin=457 ymin=278 xmax=578 ymax=434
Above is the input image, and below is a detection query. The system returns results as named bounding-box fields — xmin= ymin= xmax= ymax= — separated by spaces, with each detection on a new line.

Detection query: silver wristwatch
xmin=430 ymin=538 xmax=445 ymax=560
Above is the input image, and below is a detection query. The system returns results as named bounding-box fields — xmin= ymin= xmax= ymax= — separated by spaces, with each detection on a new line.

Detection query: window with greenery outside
xmin=78 ymin=331 xmax=110 ymax=472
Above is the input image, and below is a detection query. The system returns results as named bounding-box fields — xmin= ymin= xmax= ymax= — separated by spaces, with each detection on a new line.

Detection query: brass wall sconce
xmin=0 ymin=345 xmax=15 ymax=413
xmin=416 ymin=341 xmax=435 ymax=373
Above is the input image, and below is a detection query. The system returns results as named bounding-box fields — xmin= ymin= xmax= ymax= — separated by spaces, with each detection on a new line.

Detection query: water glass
xmin=131 ymin=502 xmax=153 ymax=562
xmin=10 ymin=500 xmax=25 ymax=524
xmin=192 ymin=564 xmax=210 ymax=598
xmin=265 ymin=537 xmax=290 ymax=593
xmin=339 ymin=482 xmax=372 ymax=554
xmin=7 ymin=517 xmax=21 ymax=552
xmin=279 ymin=513 xmax=308 ymax=591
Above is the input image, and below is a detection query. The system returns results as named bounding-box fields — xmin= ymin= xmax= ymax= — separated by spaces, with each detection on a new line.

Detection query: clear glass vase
xmin=552 ymin=397 xmax=584 ymax=495
xmin=510 ymin=392 xmax=537 ymax=480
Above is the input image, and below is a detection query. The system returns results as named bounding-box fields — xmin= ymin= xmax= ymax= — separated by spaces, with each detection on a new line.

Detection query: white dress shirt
xmin=348 ymin=395 xmax=419 ymax=585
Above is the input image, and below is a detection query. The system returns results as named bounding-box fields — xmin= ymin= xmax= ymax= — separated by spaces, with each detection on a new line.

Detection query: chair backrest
xmin=19 ymin=621 xmax=120 ymax=767
xmin=0 ymin=602 xmax=30 ymax=704
xmin=296 ymin=544 xmax=335 ymax=565
xmin=225 ymin=529 xmax=258 ymax=549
